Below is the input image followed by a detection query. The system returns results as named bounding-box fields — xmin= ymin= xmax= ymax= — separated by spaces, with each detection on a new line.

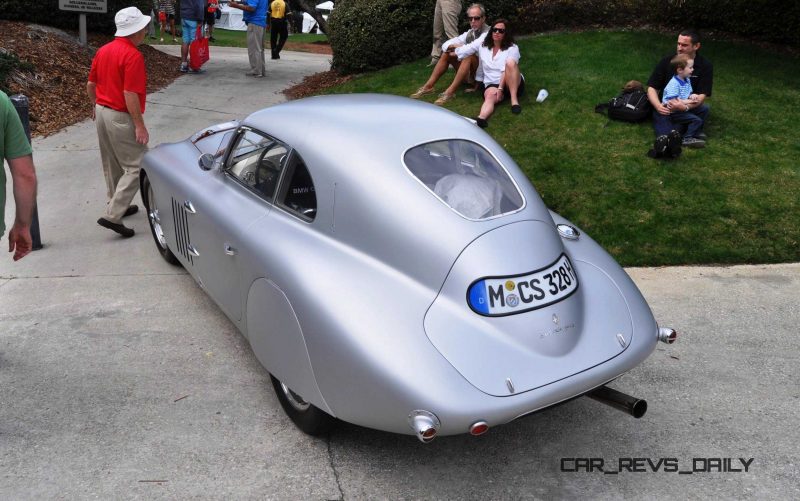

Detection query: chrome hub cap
xmin=147 ymin=184 xmax=167 ymax=249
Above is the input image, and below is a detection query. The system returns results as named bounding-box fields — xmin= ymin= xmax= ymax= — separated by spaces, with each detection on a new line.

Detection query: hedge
xmin=328 ymin=0 xmax=435 ymax=74
xmin=517 ymin=0 xmax=799 ymax=47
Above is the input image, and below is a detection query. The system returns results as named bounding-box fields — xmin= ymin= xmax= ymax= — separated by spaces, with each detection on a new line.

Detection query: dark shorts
xmin=480 ymin=75 xmax=526 ymax=102
xmin=205 ymin=11 xmax=216 ymax=25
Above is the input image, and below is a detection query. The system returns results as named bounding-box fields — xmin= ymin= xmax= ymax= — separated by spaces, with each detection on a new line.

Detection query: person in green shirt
xmin=1 ymin=90 xmax=38 ymax=261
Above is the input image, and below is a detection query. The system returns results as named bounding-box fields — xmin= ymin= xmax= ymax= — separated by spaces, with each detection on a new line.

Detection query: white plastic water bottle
xmin=536 ymin=89 xmax=549 ymax=103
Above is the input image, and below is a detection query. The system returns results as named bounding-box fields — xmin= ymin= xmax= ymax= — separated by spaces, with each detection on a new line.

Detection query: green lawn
xmin=146 ymin=27 xmax=326 ymax=49
xmin=314 ymin=30 xmax=800 ymax=266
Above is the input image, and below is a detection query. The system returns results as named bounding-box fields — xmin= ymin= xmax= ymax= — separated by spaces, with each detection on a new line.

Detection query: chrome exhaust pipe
xmin=658 ymin=327 xmax=678 ymax=344
xmin=408 ymin=410 xmax=441 ymax=443
xmin=587 ymin=386 xmax=648 ymax=418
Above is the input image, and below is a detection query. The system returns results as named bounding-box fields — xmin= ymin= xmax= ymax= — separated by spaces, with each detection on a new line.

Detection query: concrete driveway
xmin=1 ymin=47 xmax=798 ymax=499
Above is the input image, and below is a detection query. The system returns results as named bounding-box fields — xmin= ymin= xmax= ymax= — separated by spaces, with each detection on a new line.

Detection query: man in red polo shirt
xmin=86 ymin=7 xmax=151 ymax=238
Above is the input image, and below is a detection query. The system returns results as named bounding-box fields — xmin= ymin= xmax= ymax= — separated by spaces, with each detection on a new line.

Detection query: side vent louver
xmin=172 ymin=198 xmax=194 ymax=266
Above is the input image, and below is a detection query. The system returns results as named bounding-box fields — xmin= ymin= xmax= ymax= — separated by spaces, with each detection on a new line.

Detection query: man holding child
xmin=646 ymin=30 xmax=713 ymax=149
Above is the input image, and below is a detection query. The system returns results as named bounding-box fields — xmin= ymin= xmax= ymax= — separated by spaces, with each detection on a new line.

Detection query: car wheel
xmin=142 ymin=173 xmax=180 ymax=265
xmin=270 ymin=374 xmax=336 ymax=436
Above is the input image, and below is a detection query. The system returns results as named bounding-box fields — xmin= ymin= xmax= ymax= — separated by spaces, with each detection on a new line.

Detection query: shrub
xmin=0 ymin=0 xmax=152 ymax=35
xmin=329 ymin=0 xmax=435 ymax=74
xmin=0 ymin=51 xmax=35 ymax=94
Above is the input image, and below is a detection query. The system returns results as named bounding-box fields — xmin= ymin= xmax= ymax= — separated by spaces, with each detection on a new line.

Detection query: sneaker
xmin=682 ymin=137 xmax=706 ymax=148
xmin=696 ymin=131 xmax=708 ymax=140
xmin=97 ymin=218 xmax=135 ymax=238
xmin=434 ymin=93 xmax=455 ymax=106
xmin=180 ymin=63 xmax=189 ymax=73
xmin=667 ymin=130 xmax=682 ymax=158
xmin=410 ymin=86 xmax=434 ymax=99
xmin=160 ymin=37 xmax=164 ymax=42
xmin=648 ymin=134 xmax=669 ymax=158
xmin=476 ymin=117 xmax=488 ymax=128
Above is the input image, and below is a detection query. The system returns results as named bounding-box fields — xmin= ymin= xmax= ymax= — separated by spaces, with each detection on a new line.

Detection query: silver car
xmin=140 ymin=94 xmax=677 ymax=442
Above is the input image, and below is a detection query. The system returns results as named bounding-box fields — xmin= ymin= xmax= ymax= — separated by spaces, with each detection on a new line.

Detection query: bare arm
xmin=6 ymin=154 xmax=37 ymax=261
xmin=87 ymin=81 xmax=97 ymax=120
xmin=228 ymin=0 xmax=255 ymax=12
xmin=647 ymin=86 xmax=671 ymax=116
xmin=123 ymin=91 xmax=149 ymax=145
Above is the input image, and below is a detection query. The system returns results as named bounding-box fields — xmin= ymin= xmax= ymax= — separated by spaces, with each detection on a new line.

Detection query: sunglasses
xmin=468 ymin=16 xmax=482 ymax=21
xmin=491 ymin=27 xmax=506 ymax=34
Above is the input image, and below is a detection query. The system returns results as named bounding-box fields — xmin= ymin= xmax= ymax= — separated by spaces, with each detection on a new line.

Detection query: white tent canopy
xmin=217 ymin=1 xmax=333 ymax=32
xmin=217 ymin=1 xmax=246 ymax=31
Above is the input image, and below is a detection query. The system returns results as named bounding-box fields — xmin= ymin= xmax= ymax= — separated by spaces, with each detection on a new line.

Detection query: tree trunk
xmin=292 ymin=0 xmax=329 ymax=35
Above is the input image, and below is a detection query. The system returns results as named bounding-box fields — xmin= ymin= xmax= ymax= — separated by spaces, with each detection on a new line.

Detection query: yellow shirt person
xmin=270 ymin=0 xmax=285 ymax=19
xmin=269 ymin=0 xmax=288 ymax=59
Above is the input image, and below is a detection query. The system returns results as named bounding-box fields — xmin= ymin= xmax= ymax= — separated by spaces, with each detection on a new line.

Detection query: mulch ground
xmin=1 ymin=20 xmax=345 ymax=136
xmin=1 ymin=21 xmax=181 ymax=137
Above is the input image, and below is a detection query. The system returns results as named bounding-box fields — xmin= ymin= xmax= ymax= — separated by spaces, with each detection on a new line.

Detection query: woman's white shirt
xmin=455 ymin=40 xmax=520 ymax=85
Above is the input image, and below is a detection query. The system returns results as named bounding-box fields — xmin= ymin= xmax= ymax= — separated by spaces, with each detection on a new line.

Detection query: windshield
xmin=403 ymin=139 xmax=524 ymax=220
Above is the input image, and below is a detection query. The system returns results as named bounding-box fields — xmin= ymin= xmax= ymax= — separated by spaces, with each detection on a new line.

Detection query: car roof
xmin=242 ymin=94 xmax=497 ymax=177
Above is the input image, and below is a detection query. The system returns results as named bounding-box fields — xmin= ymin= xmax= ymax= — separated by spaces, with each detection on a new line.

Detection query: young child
xmin=662 ymin=54 xmax=706 ymax=148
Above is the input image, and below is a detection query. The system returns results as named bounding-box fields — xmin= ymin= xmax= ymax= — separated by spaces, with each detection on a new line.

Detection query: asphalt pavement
xmin=1 ymin=46 xmax=798 ymax=500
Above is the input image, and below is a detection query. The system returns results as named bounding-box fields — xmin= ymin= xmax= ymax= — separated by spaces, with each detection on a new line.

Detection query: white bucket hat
xmin=114 ymin=7 xmax=151 ymax=37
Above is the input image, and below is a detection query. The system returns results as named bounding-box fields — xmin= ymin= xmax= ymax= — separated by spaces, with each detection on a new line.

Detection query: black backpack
xmin=595 ymin=85 xmax=652 ymax=122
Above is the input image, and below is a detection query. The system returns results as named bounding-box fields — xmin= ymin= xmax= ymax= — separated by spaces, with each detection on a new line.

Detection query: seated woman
xmin=455 ymin=18 xmax=524 ymax=128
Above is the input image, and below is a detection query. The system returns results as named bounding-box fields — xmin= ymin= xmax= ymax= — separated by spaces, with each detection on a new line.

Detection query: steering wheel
xmin=255 ymin=150 xmax=280 ymax=196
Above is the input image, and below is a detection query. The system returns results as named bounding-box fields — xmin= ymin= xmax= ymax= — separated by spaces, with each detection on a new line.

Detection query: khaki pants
xmin=431 ymin=0 xmax=462 ymax=60
xmin=95 ymin=105 xmax=147 ymax=223
xmin=247 ymin=23 xmax=265 ymax=76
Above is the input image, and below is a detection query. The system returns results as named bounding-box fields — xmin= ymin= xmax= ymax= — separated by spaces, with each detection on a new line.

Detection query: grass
xmin=145 ymin=27 xmax=326 ymax=49
xmin=312 ymin=30 xmax=800 ymax=267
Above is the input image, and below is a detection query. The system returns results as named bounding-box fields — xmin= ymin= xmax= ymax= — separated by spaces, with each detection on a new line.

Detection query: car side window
xmin=226 ymin=128 xmax=289 ymax=201
xmin=276 ymin=153 xmax=317 ymax=221
xmin=404 ymin=139 xmax=524 ymax=220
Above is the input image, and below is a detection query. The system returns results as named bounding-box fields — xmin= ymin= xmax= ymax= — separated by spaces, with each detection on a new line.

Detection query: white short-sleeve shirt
xmin=456 ymin=41 xmax=520 ymax=86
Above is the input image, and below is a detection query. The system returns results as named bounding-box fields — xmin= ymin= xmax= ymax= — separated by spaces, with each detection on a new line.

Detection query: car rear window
xmin=403 ymin=140 xmax=524 ymax=220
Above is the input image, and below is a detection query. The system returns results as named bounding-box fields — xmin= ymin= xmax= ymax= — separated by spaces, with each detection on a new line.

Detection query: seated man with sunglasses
xmin=411 ymin=3 xmax=489 ymax=106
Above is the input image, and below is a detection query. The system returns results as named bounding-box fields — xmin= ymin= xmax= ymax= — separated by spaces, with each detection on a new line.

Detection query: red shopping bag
xmin=189 ymin=26 xmax=209 ymax=71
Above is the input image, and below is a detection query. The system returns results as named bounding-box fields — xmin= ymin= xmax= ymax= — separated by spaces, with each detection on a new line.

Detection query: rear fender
xmin=246 ymin=278 xmax=332 ymax=415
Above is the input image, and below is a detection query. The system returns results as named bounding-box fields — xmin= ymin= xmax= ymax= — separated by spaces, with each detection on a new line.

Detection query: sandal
xmin=434 ymin=92 xmax=455 ymax=106
xmin=410 ymin=87 xmax=434 ymax=99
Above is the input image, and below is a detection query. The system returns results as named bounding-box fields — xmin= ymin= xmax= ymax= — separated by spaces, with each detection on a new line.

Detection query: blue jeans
xmin=653 ymin=104 xmax=710 ymax=138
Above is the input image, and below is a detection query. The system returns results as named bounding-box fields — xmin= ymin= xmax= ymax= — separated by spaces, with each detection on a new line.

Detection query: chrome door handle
xmin=183 ymin=200 xmax=196 ymax=214
xmin=224 ymin=243 xmax=237 ymax=256
xmin=187 ymin=244 xmax=200 ymax=257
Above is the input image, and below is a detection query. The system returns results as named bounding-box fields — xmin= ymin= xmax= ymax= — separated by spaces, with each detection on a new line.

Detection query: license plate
xmin=467 ymin=254 xmax=579 ymax=317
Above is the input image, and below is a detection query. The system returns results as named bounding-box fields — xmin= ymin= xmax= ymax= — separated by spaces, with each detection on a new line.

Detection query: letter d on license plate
xmin=467 ymin=254 xmax=579 ymax=317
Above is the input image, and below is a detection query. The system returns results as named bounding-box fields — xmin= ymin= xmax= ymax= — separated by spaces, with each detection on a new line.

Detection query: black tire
xmin=141 ymin=173 xmax=180 ymax=265
xmin=270 ymin=374 xmax=336 ymax=436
